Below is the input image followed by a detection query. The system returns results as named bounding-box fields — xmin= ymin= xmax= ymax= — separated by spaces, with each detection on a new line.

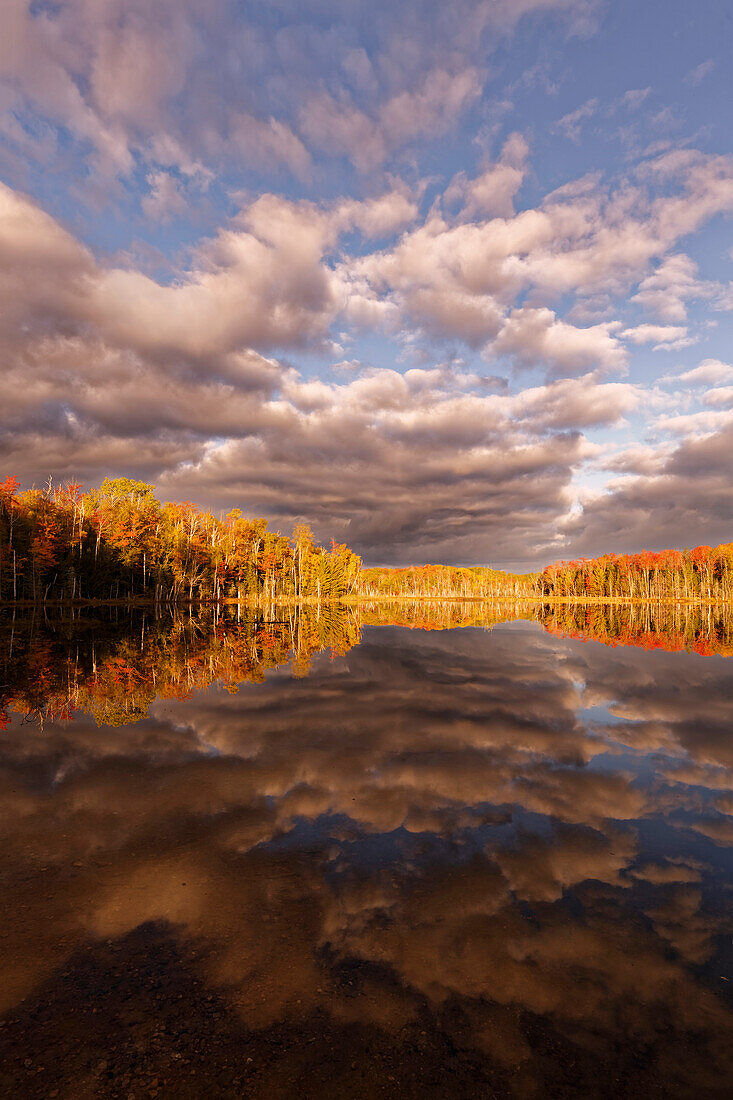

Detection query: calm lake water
xmin=0 ymin=604 xmax=732 ymax=1098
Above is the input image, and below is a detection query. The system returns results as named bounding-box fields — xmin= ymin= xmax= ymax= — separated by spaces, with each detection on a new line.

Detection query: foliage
xmin=0 ymin=477 xmax=361 ymax=604
xmin=537 ymin=545 xmax=733 ymax=601
xmin=357 ymin=563 xmax=537 ymax=599
xmin=2 ymin=474 xmax=731 ymax=606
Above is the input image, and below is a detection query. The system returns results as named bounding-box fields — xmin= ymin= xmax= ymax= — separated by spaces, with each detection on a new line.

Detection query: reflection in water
xmin=3 ymin=601 xmax=732 ymax=730
xmin=0 ymin=603 xmax=732 ymax=1097
xmin=539 ymin=600 xmax=733 ymax=656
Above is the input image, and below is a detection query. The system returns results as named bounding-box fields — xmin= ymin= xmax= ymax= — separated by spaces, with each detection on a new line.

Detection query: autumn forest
xmin=1 ymin=476 xmax=732 ymax=605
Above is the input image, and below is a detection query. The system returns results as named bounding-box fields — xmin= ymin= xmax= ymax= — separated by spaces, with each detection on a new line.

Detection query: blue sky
xmin=1 ymin=0 xmax=732 ymax=567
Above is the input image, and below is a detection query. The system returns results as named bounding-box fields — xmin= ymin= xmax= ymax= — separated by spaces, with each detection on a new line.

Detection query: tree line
xmin=1 ymin=475 xmax=731 ymax=604
xmin=356 ymin=563 xmax=536 ymax=599
xmin=0 ymin=476 xmax=361 ymax=605
xmin=537 ymin=545 xmax=733 ymax=602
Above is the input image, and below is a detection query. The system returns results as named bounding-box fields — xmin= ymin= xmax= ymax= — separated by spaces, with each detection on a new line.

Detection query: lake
xmin=0 ymin=603 xmax=732 ymax=1098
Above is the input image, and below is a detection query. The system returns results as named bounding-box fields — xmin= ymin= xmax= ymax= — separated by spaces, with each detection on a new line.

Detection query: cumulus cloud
xmin=621 ymin=323 xmax=692 ymax=350
xmin=343 ymin=149 xmax=733 ymax=372
xmin=140 ymin=169 xmax=188 ymax=222
xmin=512 ymin=374 xmax=639 ymax=429
xmin=631 ymin=254 xmax=714 ymax=322
xmin=3 ymin=134 xmax=733 ymax=565
xmin=621 ymin=323 xmax=688 ymax=345
xmin=493 ymin=308 xmax=626 ymax=375
xmin=677 ymin=358 xmax=733 ymax=385
xmin=0 ymin=0 xmax=599 ymax=195
xmin=0 ymin=176 xmax=644 ymax=563
xmin=564 ymin=415 xmax=733 ymax=557
xmin=444 ymin=133 xmax=529 ymax=220
xmin=702 ymin=386 xmax=733 ymax=408
xmin=151 ymin=368 xmax=641 ymax=563
xmin=301 ymin=67 xmax=484 ymax=173
xmin=0 ymin=181 xmax=412 ymax=368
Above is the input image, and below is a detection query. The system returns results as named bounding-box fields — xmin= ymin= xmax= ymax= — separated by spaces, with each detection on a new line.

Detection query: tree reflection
xmin=2 ymin=601 xmax=731 ymax=731
xmin=0 ymin=605 xmax=732 ymax=1095
xmin=0 ymin=604 xmax=362 ymax=729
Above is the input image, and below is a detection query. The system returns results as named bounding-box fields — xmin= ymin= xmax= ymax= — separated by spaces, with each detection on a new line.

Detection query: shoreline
xmin=1 ymin=595 xmax=732 ymax=609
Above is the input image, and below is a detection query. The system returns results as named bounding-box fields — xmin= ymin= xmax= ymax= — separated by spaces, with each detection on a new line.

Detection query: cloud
xmin=493 ymin=308 xmax=626 ymax=375
xmin=0 ymin=181 xmax=413 ymax=369
xmin=0 ymin=0 xmax=600 ymax=197
xmin=300 ymin=67 xmax=483 ymax=172
xmin=677 ymin=358 xmax=733 ymax=386
xmin=3 ymin=135 xmax=733 ymax=565
xmin=229 ymin=113 xmax=312 ymax=180
xmin=702 ymin=386 xmax=733 ymax=409
xmin=684 ymin=59 xmax=715 ymax=86
xmin=553 ymin=98 xmax=598 ymax=141
xmin=621 ymin=323 xmax=691 ymax=350
xmin=512 ymin=374 xmax=639 ymax=429
xmin=334 ymin=191 xmax=419 ymax=238
xmin=344 ymin=150 xmax=733 ymax=368
xmin=444 ymin=133 xmax=529 ymax=220
xmin=630 ymin=254 xmax=712 ymax=322
xmin=0 ymin=179 xmax=639 ymax=564
xmin=151 ymin=369 xmax=637 ymax=563
xmin=0 ymin=181 xmax=96 ymax=340
xmin=621 ymin=324 xmax=687 ymax=345
xmin=141 ymin=169 xmax=188 ymax=222
xmin=622 ymin=87 xmax=651 ymax=109
xmin=564 ymin=416 xmax=733 ymax=557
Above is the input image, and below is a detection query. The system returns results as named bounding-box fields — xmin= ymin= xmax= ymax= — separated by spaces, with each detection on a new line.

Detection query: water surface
xmin=0 ymin=604 xmax=732 ymax=1098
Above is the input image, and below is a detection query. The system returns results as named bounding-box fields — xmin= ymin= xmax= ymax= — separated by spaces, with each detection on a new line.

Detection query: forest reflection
xmin=1 ymin=603 xmax=732 ymax=1097
xmin=1 ymin=600 xmax=732 ymax=728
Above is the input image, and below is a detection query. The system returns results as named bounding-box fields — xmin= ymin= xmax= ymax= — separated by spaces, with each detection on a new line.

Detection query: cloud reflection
xmin=0 ymin=608 xmax=732 ymax=1093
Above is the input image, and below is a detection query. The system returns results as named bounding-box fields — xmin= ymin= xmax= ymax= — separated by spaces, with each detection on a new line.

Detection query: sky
xmin=1 ymin=0 xmax=732 ymax=569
